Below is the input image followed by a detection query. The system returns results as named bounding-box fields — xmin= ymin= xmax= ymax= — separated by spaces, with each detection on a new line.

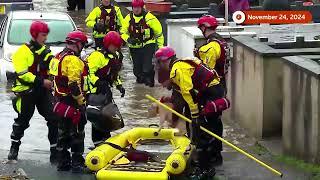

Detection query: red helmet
xmin=66 ymin=30 xmax=88 ymax=45
xmin=155 ymin=46 xmax=176 ymax=62
xmin=103 ymin=31 xmax=123 ymax=49
xmin=197 ymin=15 xmax=218 ymax=30
xmin=132 ymin=0 xmax=144 ymax=7
xmin=30 ymin=20 xmax=49 ymax=39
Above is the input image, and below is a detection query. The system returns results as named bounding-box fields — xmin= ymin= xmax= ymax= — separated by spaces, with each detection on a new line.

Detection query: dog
xmin=148 ymin=97 xmax=187 ymax=136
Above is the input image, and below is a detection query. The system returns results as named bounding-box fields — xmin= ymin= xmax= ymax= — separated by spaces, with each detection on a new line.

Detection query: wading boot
xmin=8 ymin=141 xmax=20 ymax=160
xmin=57 ymin=150 xmax=71 ymax=171
xmin=211 ymin=152 xmax=223 ymax=167
xmin=71 ymin=153 xmax=90 ymax=173
xmin=136 ymin=77 xmax=144 ymax=84
xmin=190 ymin=167 xmax=216 ymax=180
xmin=50 ymin=147 xmax=59 ymax=164
xmin=144 ymin=78 xmax=154 ymax=87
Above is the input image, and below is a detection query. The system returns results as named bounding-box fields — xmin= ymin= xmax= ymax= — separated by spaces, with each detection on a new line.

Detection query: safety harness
xmin=13 ymin=43 xmax=53 ymax=88
xmin=170 ymin=59 xmax=218 ymax=92
xmin=128 ymin=11 xmax=154 ymax=44
xmin=54 ymin=48 xmax=88 ymax=96
xmin=98 ymin=4 xmax=117 ymax=32
xmin=94 ymin=50 xmax=123 ymax=83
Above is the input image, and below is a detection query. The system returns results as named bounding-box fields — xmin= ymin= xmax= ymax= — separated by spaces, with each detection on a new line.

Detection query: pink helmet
xmin=197 ymin=15 xmax=218 ymax=30
xmin=132 ymin=0 xmax=144 ymax=7
xmin=30 ymin=20 xmax=49 ymax=39
xmin=103 ymin=31 xmax=123 ymax=49
xmin=66 ymin=30 xmax=88 ymax=45
xmin=155 ymin=46 xmax=176 ymax=62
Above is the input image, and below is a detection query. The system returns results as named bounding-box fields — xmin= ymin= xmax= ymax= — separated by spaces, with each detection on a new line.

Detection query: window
xmin=7 ymin=19 xmax=75 ymax=45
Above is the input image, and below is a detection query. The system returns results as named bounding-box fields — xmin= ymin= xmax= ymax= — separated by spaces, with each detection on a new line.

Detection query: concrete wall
xmin=179 ymin=26 xmax=256 ymax=58
xmin=230 ymin=36 xmax=320 ymax=139
xmin=282 ymin=56 xmax=320 ymax=164
xmin=166 ymin=18 xmax=224 ymax=57
xmin=230 ymin=41 xmax=282 ymax=138
xmin=167 ymin=19 xmax=197 ymax=57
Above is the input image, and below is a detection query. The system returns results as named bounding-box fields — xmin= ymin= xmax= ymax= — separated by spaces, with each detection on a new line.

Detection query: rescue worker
xmin=50 ymin=31 xmax=88 ymax=173
xmin=85 ymin=0 xmax=124 ymax=49
xmin=195 ymin=15 xmax=230 ymax=94
xmin=86 ymin=31 xmax=125 ymax=147
xmin=155 ymin=46 xmax=228 ymax=179
xmin=8 ymin=21 xmax=58 ymax=163
xmin=121 ymin=0 xmax=164 ymax=87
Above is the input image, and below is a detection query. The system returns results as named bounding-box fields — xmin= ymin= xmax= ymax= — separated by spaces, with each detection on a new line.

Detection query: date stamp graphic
xmin=232 ymin=11 xmax=313 ymax=24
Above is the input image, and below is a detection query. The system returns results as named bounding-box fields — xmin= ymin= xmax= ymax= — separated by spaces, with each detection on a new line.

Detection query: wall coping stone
xmin=282 ymin=55 xmax=320 ymax=77
xmin=166 ymin=18 xmax=225 ymax=25
xmin=232 ymin=36 xmax=320 ymax=57
xmin=183 ymin=27 xmax=257 ymax=39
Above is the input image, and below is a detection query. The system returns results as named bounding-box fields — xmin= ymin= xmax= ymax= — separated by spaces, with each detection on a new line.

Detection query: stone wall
xmin=282 ymin=55 xmax=320 ymax=164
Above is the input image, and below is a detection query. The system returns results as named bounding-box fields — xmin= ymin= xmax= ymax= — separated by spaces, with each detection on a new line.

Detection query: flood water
xmin=0 ymin=0 xmax=253 ymax=157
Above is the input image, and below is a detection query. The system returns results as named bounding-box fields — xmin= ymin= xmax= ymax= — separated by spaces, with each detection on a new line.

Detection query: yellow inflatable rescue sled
xmin=85 ymin=127 xmax=192 ymax=180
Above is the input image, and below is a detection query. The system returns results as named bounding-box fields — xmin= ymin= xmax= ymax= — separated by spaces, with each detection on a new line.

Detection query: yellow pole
xmin=146 ymin=94 xmax=283 ymax=177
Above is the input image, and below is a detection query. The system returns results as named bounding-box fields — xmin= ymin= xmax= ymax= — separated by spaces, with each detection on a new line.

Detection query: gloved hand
xmin=116 ymin=85 xmax=125 ymax=97
xmin=127 ymin=38 xmax=140 ymax=45
xmin=193 ymin=48 xmax=200 ymax=58
xmin=73 ymin=94 xmax=86 ymax=106
xmin=94 ymin=22 xmax=106 ymax=33
xmin=78 ymin=105 xmax=86 ymax=113
xmin=95 ymin=79 xmax=109 ymax=94
xmin=160 ymin=96 xmax=172 ymax=103
xmin=191 ymin=117 xmax=201 ymax=145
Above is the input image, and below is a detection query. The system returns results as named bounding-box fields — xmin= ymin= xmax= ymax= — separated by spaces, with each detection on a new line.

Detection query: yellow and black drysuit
xmin=86 ymin=49 xmax=124 ymax=146
xmin=169 ymin=57 xmax=225 ymax=173
xmin=86 ymin=3 xmax=124 ymax=49
xmin=195 ymin=33 xmax=230 ymax=93
xmin=50 ymin=48 xmax=88 ymax=172
xmin=9 ymin=40 xmax=58 ymax=162
xmin=121 ymin=10 xmax=164 ymax=86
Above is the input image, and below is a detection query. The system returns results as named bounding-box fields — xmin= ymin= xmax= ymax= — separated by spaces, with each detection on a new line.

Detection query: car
xmin=0 ymin=10 xmax=93 ymax=83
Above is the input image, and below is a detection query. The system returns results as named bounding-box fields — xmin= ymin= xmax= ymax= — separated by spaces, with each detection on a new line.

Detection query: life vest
xmin=172 ymin=59 xmax=218 ymax=92
xmin=128 ymin=11 xmax=154 ymax=43
xmin=95 ymin=51 xmax=123 ymax=83
xmin=98 ymin=4 xmax=117 ymax=32
xmin=207 ymin=36 xmax=230 ymax=79
xmin=54 ymin=48 xmax=88 ymax=96
xmin=25 ymin=43 xmax=53 ymax=79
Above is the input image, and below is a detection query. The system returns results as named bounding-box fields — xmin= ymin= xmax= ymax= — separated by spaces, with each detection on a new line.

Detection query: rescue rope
xmin=146 ymin=94 xmax=283 ymax=177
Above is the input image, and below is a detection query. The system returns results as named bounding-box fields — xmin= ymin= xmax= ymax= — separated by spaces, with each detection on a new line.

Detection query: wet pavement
xmin=0 ymin=0 xmax=316 ymax=179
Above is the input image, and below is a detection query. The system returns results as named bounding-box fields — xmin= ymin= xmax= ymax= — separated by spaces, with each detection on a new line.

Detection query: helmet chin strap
xmin=73 ymin=42 xmax=83 ymax=57
xmin=201 ymin=26 xmax=215 ymax=39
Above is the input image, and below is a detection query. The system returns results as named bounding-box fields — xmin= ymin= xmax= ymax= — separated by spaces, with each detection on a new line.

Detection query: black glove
xmin=191 ymin=117 xmax=201 ymax=145
xmin=79 ymin=105 xmax=86 ymax=113
xmin=116 ymin=85 xmax=125 ymax=97
xmin=193 ymin=48 xmax=200 ymax=58
xmin=95 ymin=79 xmax=109 ymax=94
xmin=127 ymin=38 xmax=139 ymax=45
xmin=94 ymin=22 xmax=106 ymax=33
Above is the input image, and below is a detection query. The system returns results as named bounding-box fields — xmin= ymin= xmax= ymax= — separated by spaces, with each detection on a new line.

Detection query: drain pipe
xmin=225 ymin=0 xmax=229 ymax=25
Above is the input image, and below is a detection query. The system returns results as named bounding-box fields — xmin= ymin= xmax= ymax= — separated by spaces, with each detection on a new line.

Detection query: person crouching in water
xmin=155 ymin=46 xmax=230 ymax=179
xmin=86 ymin=31 xmax=125 ymax=147
xmin=50 ymin=31 xmax=88 ymax=173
